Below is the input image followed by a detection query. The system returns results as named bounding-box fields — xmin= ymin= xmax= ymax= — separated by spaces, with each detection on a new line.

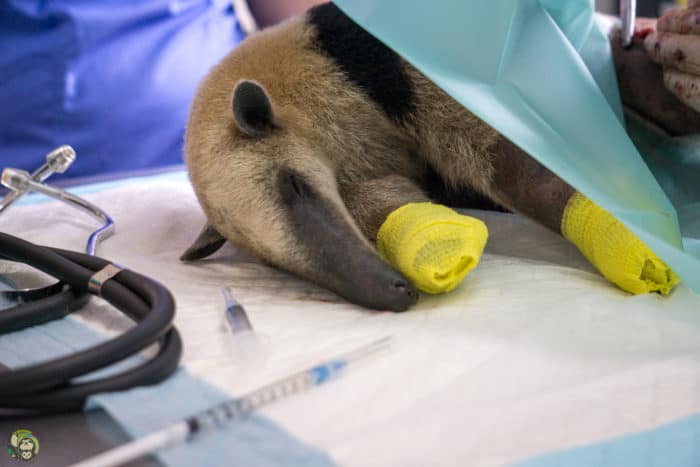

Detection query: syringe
xmin=71 ymin=336 xmax=393 ymax=467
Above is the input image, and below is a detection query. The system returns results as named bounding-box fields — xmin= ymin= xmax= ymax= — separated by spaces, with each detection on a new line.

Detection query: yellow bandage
xmin=377 ymin=203 xmax=488 ymax=294
xmin=561 ymin=192 xmax=680 ymax=295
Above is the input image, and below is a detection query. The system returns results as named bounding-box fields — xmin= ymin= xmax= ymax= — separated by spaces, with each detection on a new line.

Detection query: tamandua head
xmin=182 ymin=14 xmax=421 ymax=311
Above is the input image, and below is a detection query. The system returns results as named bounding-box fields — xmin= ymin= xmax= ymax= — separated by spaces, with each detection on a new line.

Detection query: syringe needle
xmin=71 ymin=336 xmax=393 ymax=467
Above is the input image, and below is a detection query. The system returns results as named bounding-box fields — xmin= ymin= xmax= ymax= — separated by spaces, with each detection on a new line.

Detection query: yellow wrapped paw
xmin=377 ymin=203 xmax=488 ymax=294
xmin=562 ymin=192 xmax=680 ymax=295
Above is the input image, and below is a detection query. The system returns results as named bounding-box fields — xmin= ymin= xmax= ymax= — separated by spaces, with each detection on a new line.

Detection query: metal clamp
xmin=88 ymin=264 xmax=124 ymax=296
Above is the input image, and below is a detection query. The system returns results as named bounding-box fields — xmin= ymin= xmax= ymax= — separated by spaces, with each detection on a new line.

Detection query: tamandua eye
xmin=289 ymin=174 xmax=304 ymax=197
xmin=278 ymin=170 xmax=314 ymax=205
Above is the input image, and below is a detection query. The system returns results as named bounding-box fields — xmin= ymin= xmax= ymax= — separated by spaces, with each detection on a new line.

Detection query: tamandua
xmin=181 ymin=3 xmax=680 ymax=311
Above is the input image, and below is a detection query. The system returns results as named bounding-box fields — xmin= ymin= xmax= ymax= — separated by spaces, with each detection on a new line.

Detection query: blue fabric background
xmin=0 ymin=0 xmax=244 ymax=180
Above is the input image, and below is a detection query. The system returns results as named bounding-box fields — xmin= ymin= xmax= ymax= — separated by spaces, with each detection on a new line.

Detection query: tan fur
xmin=342 ymin=175 xmax=430 ymax=241
xmin=403 ymin=65 xmax=499 ymax=194
xmin=185 ymin=15 xmax=505 ymax=282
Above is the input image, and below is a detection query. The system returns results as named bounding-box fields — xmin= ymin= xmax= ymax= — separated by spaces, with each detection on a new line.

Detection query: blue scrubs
xmin=0 ymin=0 xmax=245 ymax=180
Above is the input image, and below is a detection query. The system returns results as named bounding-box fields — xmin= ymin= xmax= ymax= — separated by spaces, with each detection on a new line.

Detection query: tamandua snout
xmin=182 ymin=3 xmax=679 ymax=311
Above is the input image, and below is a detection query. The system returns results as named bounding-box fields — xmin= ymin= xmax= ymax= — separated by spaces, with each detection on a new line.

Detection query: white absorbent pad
xmin=1 ymin=172 xmax=699 ymax=467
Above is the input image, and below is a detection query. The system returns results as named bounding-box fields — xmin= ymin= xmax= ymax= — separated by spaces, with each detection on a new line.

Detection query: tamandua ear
xmin=180 ymin=223 xmax=227 ymax=261
xmin=231 ymin=80 xmax=275 ymax=136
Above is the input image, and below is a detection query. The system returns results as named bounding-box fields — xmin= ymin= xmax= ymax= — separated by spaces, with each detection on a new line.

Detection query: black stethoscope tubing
xmin=0 ymin=232 xmax=182 ymax=412
xmin=0 ymin=284 xmax=88 ymax=334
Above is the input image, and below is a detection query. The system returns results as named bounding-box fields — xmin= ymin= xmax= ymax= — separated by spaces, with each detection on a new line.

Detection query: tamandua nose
xmin=379 ymin=277 xmax=418 ymax=312
xmin=393 ymin=279 xmax=416 ymax=299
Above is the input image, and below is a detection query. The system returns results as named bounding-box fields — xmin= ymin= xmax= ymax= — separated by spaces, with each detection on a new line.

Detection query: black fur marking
xmin=307 ymin=3 xmax=414 ymax=124
xmin=422 ymin=164 xmax=509 ymax=213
